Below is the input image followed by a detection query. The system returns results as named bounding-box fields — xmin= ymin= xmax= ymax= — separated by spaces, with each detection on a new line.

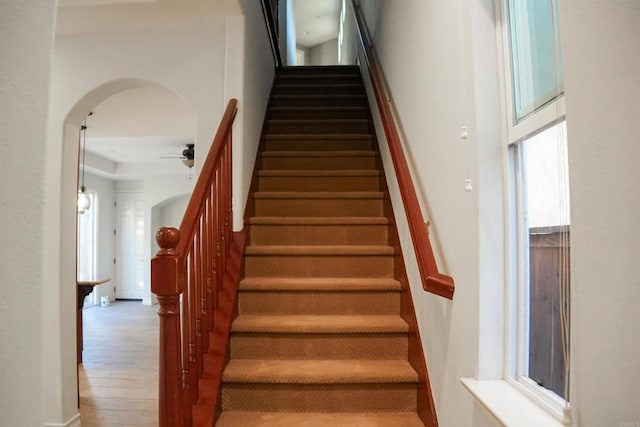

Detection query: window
xmin=502 ymin=0 xmax=570 ymax=420
xmin=507 ymin=0 xmax=563 ymax=122
xmin=510 ymin=122 xmax=570 ymax=407
xmin=77 ymin=191 xmax=97 ymax=304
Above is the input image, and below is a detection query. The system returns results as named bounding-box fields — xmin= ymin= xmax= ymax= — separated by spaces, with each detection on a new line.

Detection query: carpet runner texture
xmin=215 ymin=66 xmax=426 ymax=426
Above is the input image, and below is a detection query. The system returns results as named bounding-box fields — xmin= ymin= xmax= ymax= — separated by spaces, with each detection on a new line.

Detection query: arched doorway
xmin=65 ymin=79 xmax=197 ymax=423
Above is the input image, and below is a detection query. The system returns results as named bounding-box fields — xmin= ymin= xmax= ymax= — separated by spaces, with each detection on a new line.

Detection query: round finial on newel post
xmin=155 ymin=227 xmax=180 ymax=256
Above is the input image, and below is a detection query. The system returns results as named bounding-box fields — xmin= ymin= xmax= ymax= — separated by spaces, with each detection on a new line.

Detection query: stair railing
xmin=261 ymin=0 xmax=283 ymax=69
xmin=350 ymin=0 xmax=455 ymax=299
xmin=152 ymin=99 xmax=238 ymax=427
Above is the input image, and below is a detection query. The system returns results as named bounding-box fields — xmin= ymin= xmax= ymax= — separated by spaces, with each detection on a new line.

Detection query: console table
xmin=77 ymin=278 xmax=111 ymax=363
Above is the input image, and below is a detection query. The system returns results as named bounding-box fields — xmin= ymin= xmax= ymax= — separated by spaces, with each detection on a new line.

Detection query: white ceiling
xmin=294 ymin=0 xmax=342 ymax=48
xmin=81 ymin=87 xmax=196 ymax=179
xmin=56 ymin=0 xmax=242 ymax=35
xmin=59 ymin=0 xmax=156 ymax=6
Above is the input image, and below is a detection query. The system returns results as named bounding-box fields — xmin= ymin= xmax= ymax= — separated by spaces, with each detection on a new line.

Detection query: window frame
xmin=507 ymin=128 xmax=571 ymax=421
xmin=496 ymin=0 xmax=571 ymax=422
xmin=77 ymin=190 xmax=98 ymax=304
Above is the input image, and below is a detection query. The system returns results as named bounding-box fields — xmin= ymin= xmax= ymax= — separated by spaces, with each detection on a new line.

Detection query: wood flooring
xmin=79 ymin=300 xmax=158 ymax=426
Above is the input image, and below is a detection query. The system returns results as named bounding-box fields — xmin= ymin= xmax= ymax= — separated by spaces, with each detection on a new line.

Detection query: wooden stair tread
xmin=261 ymin=150 xmax=375 ymax=157
xmin=254 ymin=191 xmax=383 ymax=199
xmin=268 ymin=118 xmax=369 ymax=124
xmin=245 ymin=245 xmax=395 ymax=256
xmin=232 ymin=314 xmax=408 ymax=334
xmin=239 ymin=277 xmax=401 ymax=291
xmin=265 ymin=133 xmax=371 ymax=140
xmin=216 ymin=411 xmax=425 ymax=427
xmin=278 ymin=65 xmax=359 ymax=72
xmin=274 ymin=83 xmax=364 ymax=89
xmin=270 ymin=105 xmax=367 ymax=112
xmin=277 ymin=73 xmax=361 ymax=79
xmin=272 ymin=93 xmax=365 ymax=99
xmin=248 ymin=216 xmax=388 ymax=225
xmin=222 ymin=359 xmax=418 ymax=384
xmin=258 ymin=170 xmax=380 ymax=177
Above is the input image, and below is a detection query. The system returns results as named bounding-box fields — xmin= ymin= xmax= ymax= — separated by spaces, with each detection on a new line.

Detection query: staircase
xmin=216 ymin=66 xmax=427 ymax=427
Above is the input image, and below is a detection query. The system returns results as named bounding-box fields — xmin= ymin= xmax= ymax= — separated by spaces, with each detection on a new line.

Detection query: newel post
xmin=152 ymin=227 xmax=184 ymax=427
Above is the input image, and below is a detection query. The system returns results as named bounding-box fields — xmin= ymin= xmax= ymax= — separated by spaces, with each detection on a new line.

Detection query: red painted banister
xmin=152 ymin=99 xmax=238 ymax=427
xmin=350 ymin=0 xmax=454 ymax=299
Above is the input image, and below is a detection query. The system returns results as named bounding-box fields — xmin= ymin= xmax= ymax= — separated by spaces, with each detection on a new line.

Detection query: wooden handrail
xmin=152 ymin=99 xmax=238 ymax=427
xmin=261 ymin=0 xmax=283 ymax=69
xmin=350 ymin=0 xmax=454 ymax=299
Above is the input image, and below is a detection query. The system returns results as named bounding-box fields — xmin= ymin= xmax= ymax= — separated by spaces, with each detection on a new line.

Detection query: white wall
xmin=308 ymin=37 xmax=339 ymax=66
xmin=143 ymin=176 xmax=193 ymax=304
xmin=160 ymin=196 xmax=190 ymax=230
xmin=358 ymin=0 xmax=503 ymax=426
xmin=233 ymin=0 xmax=276 ymax=226
xmin=151 ymin=194 xmax=190 ymax=260
xmin=559 ymin=2 xmax=640 ymax=425
xmin=339 ymin=0 xmax=356 ymax=66
xmin=0 ymin=2 xmax=60 ymax=426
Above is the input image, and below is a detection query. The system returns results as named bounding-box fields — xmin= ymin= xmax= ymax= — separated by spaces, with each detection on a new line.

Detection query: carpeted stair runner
xmin=215 ymin=66 xmax=426 ymax=426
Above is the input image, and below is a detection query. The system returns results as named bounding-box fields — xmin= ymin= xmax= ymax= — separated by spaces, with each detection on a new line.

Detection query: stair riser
xmin=273 ymin=85 xmax=365 ymax=96
xmin=230 ymin=333 xmax=408 ymax=359
xmin=266 ymin=121 xmax=371 ymax=134
xmin=221 ymin=383 xmax=417 ymax=412
xmin=258 ymin=176 xmax=379 ymax=192
xmin=250 ymin=224 xmax=388 ymax=245
xmin=244 ymin=254 xmax=394 ymax=278
xmin=238 ymin=291 xmax=399 ymax=316
xmin=269 ymin=108 xmax=369 ymax=120
xmin=271 ymin=95 xmax=367 ymax=108
xmin=265 ymin=139 xmax=372 ymax=151
xmin=261 ymin=154 xmax=376 ymax=170
xmin=254 ymin=198 xmax=383 ymax=217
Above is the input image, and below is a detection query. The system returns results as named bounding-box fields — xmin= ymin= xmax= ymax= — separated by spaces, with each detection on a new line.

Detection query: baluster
xmin=218 ymin=158 xmax=227 ymax=281
xmin=201 ymin=195 xmax=211 ymax=352
xmin=225 ymin=144 xmax=231 ymax=270
xmin=216 ymin=170 xmax=224 ymax=294
xmin=194 ymin=222 xmax=204 ymax=378
xmin=226 ymin=135 xmax=233 ymax=257
xmin=181 ymin=249 xmax=192 ymax=425
xmin=189 ymin=231 xmax=200 ymax=401
xmin=207 ymin=187 xmax=218 ymax=320
xmin=152 ymin=227 xmax=184 ymax=427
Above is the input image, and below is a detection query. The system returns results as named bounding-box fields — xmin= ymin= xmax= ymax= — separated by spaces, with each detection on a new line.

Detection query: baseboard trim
xmin=45 ymin=412 xmax=81 ymax=427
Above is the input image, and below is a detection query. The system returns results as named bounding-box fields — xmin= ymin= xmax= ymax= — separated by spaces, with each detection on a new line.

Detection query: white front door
xmin=115 ymin=192 xmax=145 ymax=300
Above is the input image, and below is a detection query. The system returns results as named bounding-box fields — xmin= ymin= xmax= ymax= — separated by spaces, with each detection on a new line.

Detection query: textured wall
xmin=559 ymin=1 xmax=640 ymax=425
xmin=0 ymin=2 xmax=59 ymax=425
xmin=358 ymin=0 xmax=503 ymax=425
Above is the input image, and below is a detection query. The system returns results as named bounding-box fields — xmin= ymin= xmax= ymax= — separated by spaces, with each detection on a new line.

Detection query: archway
xmin=62 ymin=78 xmax=197 ymax=423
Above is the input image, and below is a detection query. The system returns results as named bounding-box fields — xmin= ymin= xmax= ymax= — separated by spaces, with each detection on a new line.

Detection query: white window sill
xmin=461 ymin=378 xmax=570 ymax=427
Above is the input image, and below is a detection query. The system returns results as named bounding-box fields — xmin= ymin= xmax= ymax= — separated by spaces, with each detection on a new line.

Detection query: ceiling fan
xmin=161 ymin=143 xmax=194 ymax=168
